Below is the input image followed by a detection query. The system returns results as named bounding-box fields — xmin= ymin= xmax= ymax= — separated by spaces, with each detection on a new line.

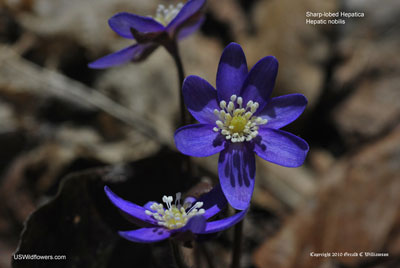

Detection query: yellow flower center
xmin=230 ymin=115 xmax=247 ymax=133
xmin=213 ymin=95 xmax=268 ymax=143
xmin=145 ymin=193 xmax=205 ymax=230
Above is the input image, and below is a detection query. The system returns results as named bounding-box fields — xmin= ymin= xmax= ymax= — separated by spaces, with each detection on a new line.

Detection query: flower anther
xmin=213 ymin=95 xmax=268 ymax=143
xmin=145 ymin=192 xmax=205 ymax=229
xmin=154 ymin=3 xmax=184 ymax=26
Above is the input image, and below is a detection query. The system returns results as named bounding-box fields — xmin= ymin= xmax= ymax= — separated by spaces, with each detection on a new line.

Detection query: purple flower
xmin=104 ymin=185 xmax=247 ymax=243
xmin=174 ymin=43 xmax=309 ymax=210
xmin=89 ymin=0 xmax=206 ymax=69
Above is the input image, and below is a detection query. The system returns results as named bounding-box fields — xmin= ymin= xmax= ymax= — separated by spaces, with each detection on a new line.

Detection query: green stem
xmin=231 ymin=219 xmax=244 ymax=268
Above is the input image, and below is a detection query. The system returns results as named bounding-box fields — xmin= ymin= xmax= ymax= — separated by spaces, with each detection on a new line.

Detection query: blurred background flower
xmin=88 ymin=0 xmax=206 ymax=68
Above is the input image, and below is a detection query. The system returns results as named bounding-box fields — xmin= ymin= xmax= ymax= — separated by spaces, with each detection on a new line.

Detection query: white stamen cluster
xmin=154 ymin=3 xmax=184 ymax=26
xmin=145 ymin=192 xmax=205 ymax=229
xmin=213 ymin=95 xmax=268 ymax=143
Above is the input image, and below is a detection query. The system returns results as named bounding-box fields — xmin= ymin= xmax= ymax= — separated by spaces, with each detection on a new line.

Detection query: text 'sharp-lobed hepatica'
xmin=174 ymin=43 xmax=309 ymax=210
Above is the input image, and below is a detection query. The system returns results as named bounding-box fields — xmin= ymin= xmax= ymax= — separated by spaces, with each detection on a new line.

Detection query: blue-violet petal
xmin=104 ymin=186 xmax=157 ymax=225
xmin=258 ymin=94 xmax=307 ymax=129
xmin=177 ymin=17 xmax=205 ymax=40
xmin=197 ymin=184 xmax=227 ymax=219
xmin=240 ymin=56 xmax=278 ymax=112
xmin=88 ymin=43 xmax=157 ymax=69
xmin=201 ymin=208 xmax=248 ymax=234
xmin=109 ymin=12 xmax=165 ymax=39
xmin=218 ymin=143 xmax=256 ymax=210
xmin=216 ymin=42 xmax=248 ymax=102
xmin=119 ymin=227 xmax=170 ymax=243
xmin=182 ymin=215 xmax=207 ymax=234
xmin=174 ymin=124 xmax=225 ymax=157
xmin=183 ymin=75 xmax=219 ymax=124
xmin=254 ymin=128 xmax=309 ymax=167
xmin=167 ymin=0 xmax=205 ymax=33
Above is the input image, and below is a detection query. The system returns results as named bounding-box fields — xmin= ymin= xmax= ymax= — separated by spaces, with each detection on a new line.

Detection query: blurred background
xmin=1 ymin=0 xmax=400 ymax=267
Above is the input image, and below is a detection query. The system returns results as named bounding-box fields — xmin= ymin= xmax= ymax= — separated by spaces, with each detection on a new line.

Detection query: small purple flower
xmin=104 ymin=185 xmax=247 ymax=243
xmin=89 ymin=0 xmax=206 ymax=69
xmin=174 ymin=43 xmax=309 ymax=210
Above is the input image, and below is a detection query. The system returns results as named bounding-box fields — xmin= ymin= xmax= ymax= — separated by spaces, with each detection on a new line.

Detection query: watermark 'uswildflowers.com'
xmin=13 ymin=254 xmax=67 ymax=261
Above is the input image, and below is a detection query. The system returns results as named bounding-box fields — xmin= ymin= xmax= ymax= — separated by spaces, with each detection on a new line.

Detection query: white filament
xmin=145 ymin=193 xmax=205 ymax=229
xmin=213 ymin=95 xmax=267 ymax=143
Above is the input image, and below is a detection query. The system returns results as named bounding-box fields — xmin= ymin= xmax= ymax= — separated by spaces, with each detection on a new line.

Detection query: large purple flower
xmin=89 ymin=0 xmax=205 ymax=69
xmin=104 ymin=185 xmax=247 ymax=243
xmin=174 ymin=43 xmax=309 ymax=210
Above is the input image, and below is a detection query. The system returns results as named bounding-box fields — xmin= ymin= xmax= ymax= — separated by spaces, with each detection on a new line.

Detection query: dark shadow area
xmin=201 ymin=11 xmax=234 ymax=46
xmin=13 ymin=149 xmax=197 ymax=268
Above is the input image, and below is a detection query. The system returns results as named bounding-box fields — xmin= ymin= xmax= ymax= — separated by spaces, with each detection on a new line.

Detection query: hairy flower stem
xmin=231 ymin=218 xmax=244 ymax=268
xmin=165 ymin=40 xmax=193 ymax=175
xmin=165 ymin=41 xmax=190 ymax=126
xmin=170 ymin=240 xmax=189 ymax=268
